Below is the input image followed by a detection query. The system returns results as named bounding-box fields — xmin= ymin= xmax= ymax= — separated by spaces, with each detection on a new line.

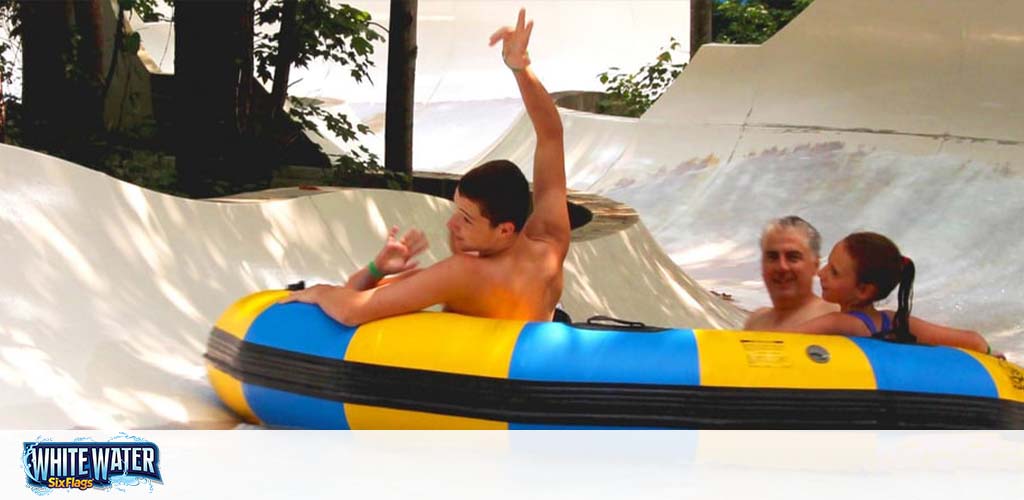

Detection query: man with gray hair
xmin=744 ymin=216 xmax=838 ymax=331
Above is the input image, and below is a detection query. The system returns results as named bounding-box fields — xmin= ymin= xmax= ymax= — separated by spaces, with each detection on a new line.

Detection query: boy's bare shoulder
xmin=442 ymin=252 xmax=485 ymax=274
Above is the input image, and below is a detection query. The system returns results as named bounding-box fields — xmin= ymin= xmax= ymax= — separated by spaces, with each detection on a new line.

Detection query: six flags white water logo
xmin=23 ymin=440 xmax=162 ymax=491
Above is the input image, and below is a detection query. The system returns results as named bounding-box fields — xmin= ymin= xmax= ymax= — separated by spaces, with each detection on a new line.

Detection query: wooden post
xmin=385 ymin=0 xmax=417 ymax=176
xmin=690 ymin=0 xmax=712 ymax=59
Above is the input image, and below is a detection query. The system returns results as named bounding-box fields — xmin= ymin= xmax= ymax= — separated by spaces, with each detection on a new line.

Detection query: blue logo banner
xmin=22 ymin=434 xmax=162 ymax=493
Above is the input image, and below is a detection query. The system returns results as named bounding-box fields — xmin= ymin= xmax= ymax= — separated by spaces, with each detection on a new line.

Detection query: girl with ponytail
xmin=794 ymin=232 xmax=999 ymax=356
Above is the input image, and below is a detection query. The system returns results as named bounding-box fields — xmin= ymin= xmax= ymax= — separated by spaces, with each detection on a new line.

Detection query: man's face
xmin=447 ymin=190 xmax=510 ymax=254
xmin=761 ymin=227 xmax=820 ymax=306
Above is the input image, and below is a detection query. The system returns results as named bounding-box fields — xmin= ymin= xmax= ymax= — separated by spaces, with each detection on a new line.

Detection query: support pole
xmin=690 ymin=0 xmax=712 ymax=59
xmin=385 ymin=0 xmax=417 ymax=176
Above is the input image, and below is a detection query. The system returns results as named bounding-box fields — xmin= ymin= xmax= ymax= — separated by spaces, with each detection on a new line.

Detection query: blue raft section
xmin=205 ymin=291 xmax=1024 ymax=429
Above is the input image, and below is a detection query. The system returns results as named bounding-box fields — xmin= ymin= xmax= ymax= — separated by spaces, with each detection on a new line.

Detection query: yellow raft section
xmin=207 ymin=291 xmax=1024 ymax=428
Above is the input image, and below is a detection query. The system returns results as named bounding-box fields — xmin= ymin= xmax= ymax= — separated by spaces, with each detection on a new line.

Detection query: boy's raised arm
xmin=490 ymin=9 xmax=569 ymax=249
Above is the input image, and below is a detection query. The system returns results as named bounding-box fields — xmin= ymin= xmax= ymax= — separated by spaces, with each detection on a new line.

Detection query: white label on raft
xmin=740 ymin=339 xmax=792 ymax=368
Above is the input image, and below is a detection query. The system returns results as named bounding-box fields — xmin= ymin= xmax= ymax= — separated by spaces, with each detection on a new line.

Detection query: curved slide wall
xmin=0 ymin=144 xmax=739 ymax=429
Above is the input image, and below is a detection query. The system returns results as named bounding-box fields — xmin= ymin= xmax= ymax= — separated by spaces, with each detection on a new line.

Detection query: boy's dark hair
xmin=456 ymin=159 xmax=531 ymax=231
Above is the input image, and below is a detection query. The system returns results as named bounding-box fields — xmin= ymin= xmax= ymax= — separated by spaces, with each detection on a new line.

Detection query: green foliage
xmin=123 ymin=31 xmax=141 ymax=55
xmin=2 ymin=0 xmax=388 ymax=194
xmin=99 ymin=146 xmax=179 ymax=193
xmin=4 ymin=0 xmax=155 ymax=149
xmin=287 ymin=97 xmax=372 ymax=142
xmin=1 ymin=2 xmax=25 ymax=144
xmin=289 ymin=100 xmax=408 ymax=190
xmin=593 ymin=1 xmax=813 ymax=118
xmin=121 ymin=0 xmax=165 ymax=23
xmin=596 ymin=38 xmax=686 ymax=118
xmin=255 ymin=0 xmax=388 ymax=187
xmin=0 ymin=0 xmax=18 ymax=110
xmin=255 ymin=0 xmax=383 ymax=84
xmin=286 ymin=98 xmax=406 ymax=190
xmin=713 ymin=0 xmax=814 ymax=44
xmin=330 ymin=152 xmax=411 ymax=191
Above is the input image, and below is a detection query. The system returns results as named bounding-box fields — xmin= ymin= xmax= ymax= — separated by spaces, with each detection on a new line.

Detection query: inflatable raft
xmin=205 ymin=290 xmax=1024 ymax=429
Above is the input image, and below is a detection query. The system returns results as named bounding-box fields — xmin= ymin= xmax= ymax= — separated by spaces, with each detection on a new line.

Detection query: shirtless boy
xmin=283 ymin=9 xmax=569 ymax=325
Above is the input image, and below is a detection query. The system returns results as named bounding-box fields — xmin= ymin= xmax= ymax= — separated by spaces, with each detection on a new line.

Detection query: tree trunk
xmin=1 ymin=64 xmax=6 ymax=143
xmin=73 ymin=0 xmax=104 ymax=82
xmin=19 ymin=0 xmax=74 ymax=148
xmin=690 ymin=0 xmax=712 ymax=59
xmin=270 ymin=0 xmax=299 ymax=120
xmin=384 ymin=0 xmax=417 ymax=176
xmin=175 ymin=0 xmax=256 ymax=196
xmin=73 ymin=0 xmax=105 ymax=132
xmin=20 ymin=0 xmax=108 ymax=150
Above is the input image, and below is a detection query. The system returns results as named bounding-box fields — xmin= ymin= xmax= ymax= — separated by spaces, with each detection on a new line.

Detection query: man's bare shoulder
xmin=743 ymin=307 xmax=775 ymax=330
xmin=744 ymin=300 xmax=836 ymax=332
xmin=804 ymin=298 xmax=840 ymax=317
xmin=781 ymin=299 xmax=840 ymax=330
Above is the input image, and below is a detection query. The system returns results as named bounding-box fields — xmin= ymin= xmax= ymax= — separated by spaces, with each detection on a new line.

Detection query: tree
xmin=175 ymin=0 xmax=257 ymax=196
xmin=269 ymin=0 xmax=299 ymax=120
xmin=254 ymin=0 xmax=388 ymax=189
xmin=5 ymin=0 xmax=160 ymax=167
xmin=2 ymin=0 xmax=386 ymax=196
xmin=596 ymin=0 xmax=814 ymax=118
xmin=712 ymin=0 xmax=814 ymax=44
xmin=384 ymin=0 xmax=416 ymax=176
xmin=691 ymin=0 xmax=712 ymax=58
xmin=0 ymin=0 xmax=20 ymax=143
xmin=171 ymin=0 xmax=388 ymax=196
xmin=597 ymin=38 xmax=687 ymax=118
xmin=19 ymin=0 xmax=83 ymax=149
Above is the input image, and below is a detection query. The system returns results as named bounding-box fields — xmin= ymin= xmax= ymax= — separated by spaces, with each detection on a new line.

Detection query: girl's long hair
xmin=841 ymin=232 xmax=916 ymax=343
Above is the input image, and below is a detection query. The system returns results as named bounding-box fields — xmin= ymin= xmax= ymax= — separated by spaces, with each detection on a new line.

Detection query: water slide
xmin=2 ymin=1 xmax=720 ymax=430
xmin=4 ymin=0 xmax=1022 ymax=430
xmin=0 ymin=142 xmax=739 ymax=429
xmin=272 ymin=0 xmax=1024 ymax=361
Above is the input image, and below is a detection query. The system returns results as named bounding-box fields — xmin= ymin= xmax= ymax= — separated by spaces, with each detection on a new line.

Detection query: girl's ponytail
xmin=891 ymin=257 xmax=916 ymax=343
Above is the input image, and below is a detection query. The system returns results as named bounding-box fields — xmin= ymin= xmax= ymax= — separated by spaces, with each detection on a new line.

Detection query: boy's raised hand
xmin=375 ymin=226 xmax=428 ymax=275
xmin=489 ymin=8 xmax=533 ymax=71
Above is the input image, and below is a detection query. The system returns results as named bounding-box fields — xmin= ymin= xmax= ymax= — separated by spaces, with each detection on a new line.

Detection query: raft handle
xmin=286 ymin=280 xmax=306 ymax=291
xmin=573 ymin=315 xmax=669 ymax=332
xmin=585 ymin=315 xmax=648 ymax=329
